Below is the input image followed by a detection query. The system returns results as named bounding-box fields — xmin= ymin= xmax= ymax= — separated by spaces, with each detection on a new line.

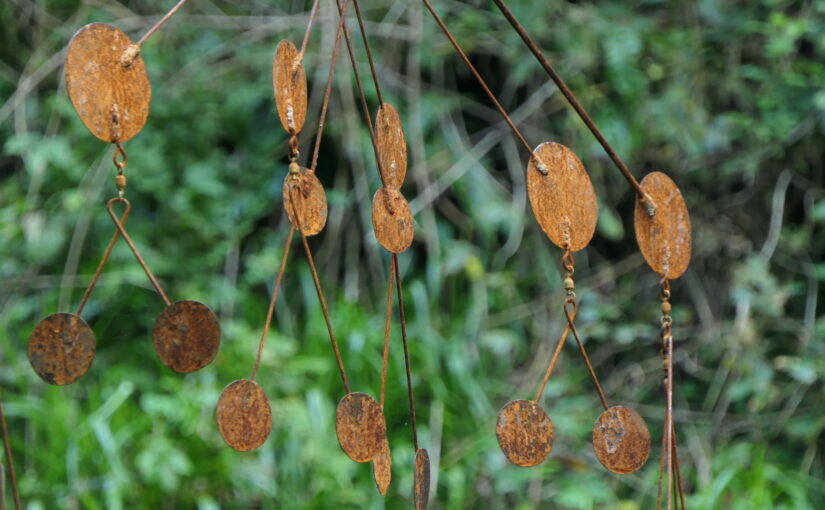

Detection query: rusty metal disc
xmin=375 ymin=103 xmax=408 ymax=189
xmin=592 ymin=405 xmax=651 ymax=474
xmin=495 ymin=399 xmax=554 ymax=467
xmin=215 ymin=379 xmax=272 ymax=452
xmin=414 ymin=448 xmax=431 ymax=510
xmin=633 ymin=172 xmax=692 ymax=279
xmin=335 ymin=392 xmax=386 ymax=463
xmin=272 ymin=40 xmax=308 ymax=135
xmin=28 ymin=313 xmax=95 ymax=386
xmin=283 ymin=169 xmax=328 ymax=237
xmin=371 ymin=187 xmax=414 ymax=253
xmin=372 ymin=436 xmax=392 ymax=495
xmin=152 ymin=300 xmax=221 ymax=373
xmin=64 ymin=23 xmax=151 ymax=143
xmin=527 ymin=142 xmax=598 ymax=251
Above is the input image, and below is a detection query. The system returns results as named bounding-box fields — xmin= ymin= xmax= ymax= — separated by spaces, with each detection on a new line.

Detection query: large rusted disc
xmin=527 ymin=142 xmax=598 ymax=251
xmin=215 ymin=379 xmax=272 ymax=452
xmin=371 ymin=187 xmax=414 ymax=253
xmin=414 ymin=448 xmax=431 ymax=510
xmin=375 ymin=103 xmax=408 ymax=189
xmin=592 ymin=405 xmax=651 ymax=474
xmin=495 ymin=399 xmax=554 ymax=467
xmin=283 ymin=169 xmax=328 ymax=237
xmin=153 ymin=300 xmax=221 ymax=373
xmin=272 ymin=40 xmax=308 ymax=135
xmin=28 ymin=313 xmax=95 ymax=385
xmin=335 ymin=392 xmax=386 ymax=463
xmin=633 ymin=172 xmax=692 ymax=279
xmin=372 ymin=436 xmax=392 ymax=495
xmin=64 ymin=23 xmax=151 ymax=143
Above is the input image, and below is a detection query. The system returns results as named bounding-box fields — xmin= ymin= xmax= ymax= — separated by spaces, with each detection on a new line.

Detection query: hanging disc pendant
xmin=375 ymin=103 xmax=407 ymax=189
xmin=371 ymin=187 xmax=414 ymax=254
xmin=28 ymin=313 xmax=96 ymax=385
xmin=153 ymin=300 xmax=221 ymax=373
xmin=215 ymin=379 xmax=272 ymax=452
xmin=592 ymin=405 xmax=651 ymax=474
xmin=633 ymin=172 xmax=692 ymax=279
xmin=527 ymin=142 xmax=598 ymax=251
xmin=414 ymin=448 xmax=431 ymax=510
xmin=272 ymin=40 xmax=308 ymax=135
xmin=65 ymin=23 xmax=151 ymax=143
xmin=283 ymin=170 xmax=328 ymax=237
xmin=372 ymin=436 xmax=392 ymax=495
xmin=495 ymin=399 xmax=554 ymax=467
xmin=335 ymin=392 xmax=386 ymax=463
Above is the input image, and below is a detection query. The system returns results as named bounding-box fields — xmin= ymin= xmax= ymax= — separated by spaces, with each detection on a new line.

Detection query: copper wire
xmin=533 ymin=306 xmax=576 ymax=403
xmin=135 ymin=0 xmax=192 ymax=48
xmin=380 ymin=256 xmax=395 ymax=407
xmin=298 ymin=0 xmax=323 ymax=57
xmin=563 ymin=299 xmax=610 ymax=411
xmin=0 ymin=397 xmax=20 ymax=510
xmin=350 ymin=0 xmax=384 ymax=106
xmin=393 ymin=254 xmax=419 ymax=450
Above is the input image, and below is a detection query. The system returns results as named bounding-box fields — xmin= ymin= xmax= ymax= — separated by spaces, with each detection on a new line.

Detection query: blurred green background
xmin=1 ymin=0 xmax=824 ymax=508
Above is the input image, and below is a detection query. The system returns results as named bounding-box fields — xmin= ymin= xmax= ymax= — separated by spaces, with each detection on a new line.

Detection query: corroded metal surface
xmin=153 ymin=300 xmax=220 ymax=373
xmin=372 ymin=436 xmax=392 ymax=495
xmin=335 ymin=392 xmax=386 ymax=463
xmin=495 ymin=399 xmax=554 ymax=467
xmin=371 ymin=187 xmax=414 ymax=253
xmin=215 ymin=379 xmax=272 ymax=452
xmin=634 ymin=172 xmax=692 ymax=279
xmin=375 ymin=103 xmax=407 ymax=188
xmin=28 ymin=313 xmax=95 ymax=385
xmin=527 ymin=142 xmax=598 ymax=251
xmin=272 ymin=40 xmax=308 ymax=135
xmin=283 ymin=170 xmax=328 ymax=237
xmin=592 ymin=405 xmax=651 ymax=474
xmin=414 ymin=447 xmax=430 ymax=510
xmin=65 ymin=23 xmax=151 ymax=143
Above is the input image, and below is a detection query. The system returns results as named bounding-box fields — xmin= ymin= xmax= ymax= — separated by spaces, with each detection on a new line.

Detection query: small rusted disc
xmin=64 ymin=23 xmax=151 ymax=143
xmin=335 ymin=392 xmax=386 ymax=463
xmin=375 ymin=103 xmax=408 ymax=188
xmin=283 ymin=169 xmax=328 ymax=237
xmin=414 ymin=448 xmax=431 ymax=510
xmin=371 ymin=187 xmax=414 ymax=253
xmin=527 ymin=142 xmax=598 ymax=251
xmin=372 ymin=436 xmax=392 ymax=495
xmin=495 ymin=399 xmax=554 ymax=467
xmin=215 ymin=379 xmax=272 ymax=452
xmin=28 ymin=313 xmax=95 ymax=386
xmin=634 ymin=172 xmax=692 ymax=279
xmin=592 ymin=405 xmax=651 ymax=474
xmin=153 ymin=300 xmax=221 ymax=373
xmin=272 ymin=40 xmax=308 ymax=135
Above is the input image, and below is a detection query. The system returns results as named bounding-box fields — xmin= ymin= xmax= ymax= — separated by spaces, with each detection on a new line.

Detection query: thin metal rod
xmin=564 ymin=299 xmax=609 ymax=411
xmin=393 ymin=254 xmax=418 ymax=450
xmin=350 ymin=0 xmax=384 ymax=105
xmin=0 ymin=398 xmax=21 ymax=510
xmin=135 ymin=0 xmax=191 ymax=48
xmin=672 ymin=421 xmax=686 ymax=509
xmin=533 ymin=306 xmax=576 ymax=403
xmin=251 ymin=225 xmax=296 ymax=381
xmin=298 ymin=0 xmax=323 ymax=57
xmin=379 ymin=256 xmax=395 ymax=407
xmin=665 ymin=332 xmax=674 ymax=510
xmin=106 ymin=198 xmax=172 ymax=307
xmin=656 ymin=420 xmax=666 ymax=510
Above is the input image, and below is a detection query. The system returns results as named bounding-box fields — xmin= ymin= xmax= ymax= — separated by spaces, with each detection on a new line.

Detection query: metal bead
xmin=661 ymin=301 xmax=671 ymax=314
xmin=563 ymin=277 xmax=575 ymax=291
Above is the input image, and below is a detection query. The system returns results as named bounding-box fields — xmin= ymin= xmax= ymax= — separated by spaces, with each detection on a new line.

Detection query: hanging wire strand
xmin=393 ymin=254 xmax=419 ymax=450
xmin=0 ymin=398 xmax=20 ymax=510
xmin=563 ymin=299 xmax=610 ymax=411
xmin=379 ymin=257 xmax=395 ymax=407
xmin=533 ymin=307 xmax=575 ymax=403
xmin=298 ymin=0 xmax=323 ymax=57
xmin=135 ymin=0 xmax=192 ymax=48
xmin=350 ymin=0 xmax=385 ymax=106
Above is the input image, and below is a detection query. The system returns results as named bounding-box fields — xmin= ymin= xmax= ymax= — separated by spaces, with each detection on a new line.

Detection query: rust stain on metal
xmin=153 ymin=300 xmax=221 ymax=373
xmin=216 ymin=379 xmax=272 ymax=452
xmin=65 ymin=23 xmax=151 ymax=143
xmin=496 ymin=399 xmax=554 ymax=467
xmin=527 ymin=142 xmax=598 ymax=251
xmin=272 ymin=40 xmax=308 ymax=135
xmin=375 ymin=103 xmax=407 ymax=188
xmin=592 ymin=405 xmax=651 ymax=474
xmin=634 ymin=171 xmax=692 ymax=279
xmin=28 ymin=313 xmax=95 ymax=386
xmin=283 ymin=169 xmax=328 ymax=237
xmin=335 ymin=392 xmax=386 ymax=463
xmin=414 ymin=447 xmax=431 ymax=510
xmin=372 ymin=187 xmax=414 ymax=253
xmin=372 ymin=436 xmax=392 ymax=495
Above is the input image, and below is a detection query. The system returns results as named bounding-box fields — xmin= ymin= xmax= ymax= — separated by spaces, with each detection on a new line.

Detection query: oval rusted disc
xmin=215 ymin=379 xmax=272 ymax=452
xmin=153 ymin=300 xmax=221 ymax=373
xmin=592 ymin=405 xmax=651 ymax=474
xmin=371 ymin=187 xmax=414 ymax=254
xmin=272 ymin=40 xmax=308 ymax=135
xmin=28 ymin=313 xmax=95 ymax=386
xmin=283 ymin=169 xmax=328 ymax=237
xmin=375 ymin=103 xmax=408 ymax=189
xmin=64 ymin=23 xmax=151 ymax=143
xmin=527 ymin=142 xmax=598 ymax=251
xmin=335 ymin=392 xmax=386 ymax=463
xmin=372 ymin=436 xmax=392 ymax=495
xmin=414 ymin=448 xmax=431 ymax=510
xmin=633 ymin=172 xmax=692 ymax=279
xmin=495 ymin=399 xmax=554 ymax=467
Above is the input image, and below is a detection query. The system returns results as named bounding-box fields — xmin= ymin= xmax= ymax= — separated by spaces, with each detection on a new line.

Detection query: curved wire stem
xmin=379 ymin=256 xmax=395 ymax=408
xmin=533 ymin=305 xmax=576 ymax=403
xmin=298 ymin=0 xmax=323 ymax=57
xmin=0 ymin=397 xmax=20 ymax=510
xmin=135 ymin=0 xmax=192 ymax=48
xmin=350 ymin=0 xmax=384 ymax=106
xmin=563 ymin=298 xmax=609 ymax=411
xmin=393 ymin=254 xmax=418 ymax=450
